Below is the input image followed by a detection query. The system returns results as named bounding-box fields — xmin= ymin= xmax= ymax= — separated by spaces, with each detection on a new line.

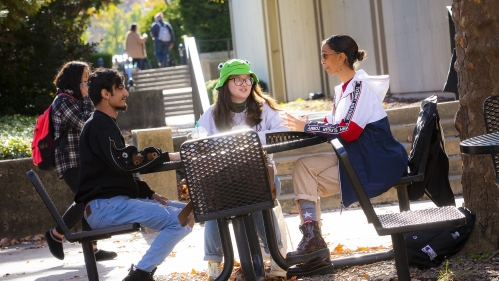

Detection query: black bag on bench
xmin=404 ymin=207 xmax=475 ymax=268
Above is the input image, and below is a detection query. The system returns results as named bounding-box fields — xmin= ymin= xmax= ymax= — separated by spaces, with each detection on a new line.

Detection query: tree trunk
xmin=453 ymin=0 xmax=499 ymax=254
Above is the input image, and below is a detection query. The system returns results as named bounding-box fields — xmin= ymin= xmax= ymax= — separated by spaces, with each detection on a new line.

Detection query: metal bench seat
xmin=376 ymin=206 xmax=465 ymax=235
xmin=331 ymin=139 xmax=466 ymax=281
xmin=27 ymin=170 xmax=140 ymax=281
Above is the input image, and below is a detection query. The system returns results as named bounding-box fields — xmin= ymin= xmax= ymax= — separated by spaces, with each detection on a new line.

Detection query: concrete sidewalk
xmin=0 ymin=197 xmax=463 ymax=281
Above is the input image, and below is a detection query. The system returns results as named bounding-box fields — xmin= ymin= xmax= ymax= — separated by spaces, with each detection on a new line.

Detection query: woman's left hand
xmin=152 ymin=193 xmax=168 ymax=205
xmin=281 ymin=112 xmax=308 ymax=132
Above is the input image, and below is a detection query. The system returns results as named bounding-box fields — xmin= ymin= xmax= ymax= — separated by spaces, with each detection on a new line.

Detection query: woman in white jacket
xmin=282 ymin=35 xmax=407 ymax=277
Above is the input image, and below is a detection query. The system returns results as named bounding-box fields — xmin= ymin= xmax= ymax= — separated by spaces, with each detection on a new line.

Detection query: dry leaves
xmin=177 ymin=178 xmax=190 ymax=202
xmin=0 ymin=233 xmax=45 ymax=248
xmin=331 ymin=243 xmax=389 ymax=256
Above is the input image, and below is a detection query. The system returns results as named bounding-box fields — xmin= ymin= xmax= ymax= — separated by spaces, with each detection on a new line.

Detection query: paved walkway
xmin=0 ymin=198 xmax=463 ymax=281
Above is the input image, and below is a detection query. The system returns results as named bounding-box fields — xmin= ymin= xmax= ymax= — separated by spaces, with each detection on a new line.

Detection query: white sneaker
xmin=268 ymin=259 xmax=287 ymax=278
xmin=207 ymin=261 xmax=221 ymax=280
xmin=260 ymin=243 xmax=271 ymax=262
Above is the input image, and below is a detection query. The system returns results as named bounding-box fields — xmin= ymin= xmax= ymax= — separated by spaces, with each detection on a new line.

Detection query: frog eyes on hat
xmin=218 ymin=63 xmax=224 ymax=70
xmin=245 ymin=60 xmax=250 ymax=65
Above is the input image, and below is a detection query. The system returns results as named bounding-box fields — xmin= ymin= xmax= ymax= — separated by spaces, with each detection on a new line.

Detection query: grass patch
xmin=278 ymin=98 xmax=333 ymax=112
xmin=471 ymin=251 xmax=491 ymax=262
xmin=438 ymin=260 xmax=455 ymax=281
xmin=0 ymin=115 xmax=36 ymax=160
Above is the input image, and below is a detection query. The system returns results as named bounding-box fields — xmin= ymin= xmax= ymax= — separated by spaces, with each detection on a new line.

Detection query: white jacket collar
xmin=335 ymin=69 xmax=390 ymax=102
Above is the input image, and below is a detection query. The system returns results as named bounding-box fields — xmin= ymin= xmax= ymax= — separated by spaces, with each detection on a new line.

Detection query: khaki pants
xmin=293 ymin=153 xmax=340 ymax=223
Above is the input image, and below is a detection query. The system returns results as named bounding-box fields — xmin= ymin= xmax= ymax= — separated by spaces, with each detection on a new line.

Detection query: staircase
xmin=275 ymin=101 xmax=462 ymax=214
xmin=132 ymin=66 xmax=195 ymax=123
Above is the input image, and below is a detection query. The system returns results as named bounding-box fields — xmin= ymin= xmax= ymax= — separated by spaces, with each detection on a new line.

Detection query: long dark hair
xmin=212 ymin=82 xmax=279 ymax=131
xmin=323 ymin=35 xmax=366 ymax=70
xmin=53 ymin=61 xmax=90 ymax=101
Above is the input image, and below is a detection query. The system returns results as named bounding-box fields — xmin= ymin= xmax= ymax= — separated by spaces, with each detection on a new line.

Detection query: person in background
xmin=75 ymin=68 xmax=192 ymax=281
xmin=44 ymin=61 xmax=118 ymax=262
xmin=112 ymin=58 xmax=120 ymax=70
xmin=198 ymin=59 xmax=288 ymax=280
xmin=125 ymin=23 xmax=148 ymax=71
xmin=149 ymin=12 xmax=174 ymax=68
xmin=281 ymin=34 xmax=407 ymax=276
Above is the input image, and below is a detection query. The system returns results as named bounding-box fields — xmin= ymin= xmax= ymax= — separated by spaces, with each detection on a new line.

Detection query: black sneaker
xmin=44 ymin=230 xmax=64 ymax=260
xmin=123 ymin=264 xmax=154 ymax=281
xmin=94 ymin=249 xmax=118 ymax=261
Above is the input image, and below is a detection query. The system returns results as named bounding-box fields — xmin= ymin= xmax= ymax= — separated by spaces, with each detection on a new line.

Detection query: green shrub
xmin=205 ymin=78 xmax=219 ymax=104
xmin=0 ymin=0 xmax=116 ymax=116
xmin=0 ymin=115 xmax=36 ymax=160
xmin=89 ymin=53 xmax=113 ymax=68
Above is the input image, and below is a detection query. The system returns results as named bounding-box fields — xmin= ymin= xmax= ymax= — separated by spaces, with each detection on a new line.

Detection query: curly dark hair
xmin=212 ymin=81 xmax=279 ymax=131
xmin=88 ymin=68 xmax=125 ymax=106
xmin=53 ymin=61 xmax=90 ymax=101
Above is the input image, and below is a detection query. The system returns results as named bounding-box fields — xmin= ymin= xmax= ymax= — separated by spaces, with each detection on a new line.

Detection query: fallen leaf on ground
xmin=32 ymin=234 xmax=44 ymax=241
xmin=0 ymin=238 xmax=9 ymax=247
xmin=333 ymin=243 xmax=347 ymax=253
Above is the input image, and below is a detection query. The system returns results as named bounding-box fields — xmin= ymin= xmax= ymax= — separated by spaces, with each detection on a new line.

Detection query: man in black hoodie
xmin=75 ymin=68 xmax=192 ymax=281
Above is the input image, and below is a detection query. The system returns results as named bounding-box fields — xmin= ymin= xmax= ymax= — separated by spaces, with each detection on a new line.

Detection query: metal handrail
xmin=183 ymin=36 xmax=211 ymax=121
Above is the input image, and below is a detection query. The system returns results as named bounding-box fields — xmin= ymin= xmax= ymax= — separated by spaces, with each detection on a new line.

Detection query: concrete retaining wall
xmin=0 ymin=158 xmax=74 ymax=240
xmin=118 ymin=89 xmax=165 ymax=131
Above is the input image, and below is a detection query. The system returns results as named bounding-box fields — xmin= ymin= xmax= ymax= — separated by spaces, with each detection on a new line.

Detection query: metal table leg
xmin=243 ymin=215 xmax=265 ymax=278
xmin=215 ymin=219 xmax=234 ymax=281
xmin=232 ymin=217 xmax=258 ymax=281
xmin=262 ymin=209 xmax=288 ymax=270
xmin=330 ymin=249 xmax=394 ymax=268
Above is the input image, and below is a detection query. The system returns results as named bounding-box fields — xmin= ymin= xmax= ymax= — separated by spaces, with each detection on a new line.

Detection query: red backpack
xmin=31 ymin=93 xmax=76 ymax=170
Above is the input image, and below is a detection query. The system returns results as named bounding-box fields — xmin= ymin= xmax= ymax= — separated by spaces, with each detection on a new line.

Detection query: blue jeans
xmin=84 ymin=196 xmax=191 ymax=272
xmin=204 ymin=176 xmax=283 ymax=262
xmin=154 ymin=40 xmax=170 ymax=67
xmin=132 ymin=58 xmax=145 ymax=70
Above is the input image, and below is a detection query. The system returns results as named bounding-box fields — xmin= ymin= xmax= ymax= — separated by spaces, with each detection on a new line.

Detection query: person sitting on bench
xmin=197 ymin=59 xmax=288 ymax=279
xmin=281 ymin=34 xmax=408 ymax=275
xmin=44 ymin=61 xmax=117 ymax=262
xmin=74 ymin=68 xmax=193 ymax=281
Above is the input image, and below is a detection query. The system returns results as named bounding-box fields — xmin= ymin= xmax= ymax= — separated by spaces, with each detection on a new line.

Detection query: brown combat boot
xmin=285 ymin=221 xmax=329 ymax=265
xmin=286 ymin=256 xmax=334 ymax=279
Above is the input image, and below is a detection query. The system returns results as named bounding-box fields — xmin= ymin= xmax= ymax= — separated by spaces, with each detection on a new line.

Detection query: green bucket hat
xmin=215 ymin=59 xmax=259 ymax=89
